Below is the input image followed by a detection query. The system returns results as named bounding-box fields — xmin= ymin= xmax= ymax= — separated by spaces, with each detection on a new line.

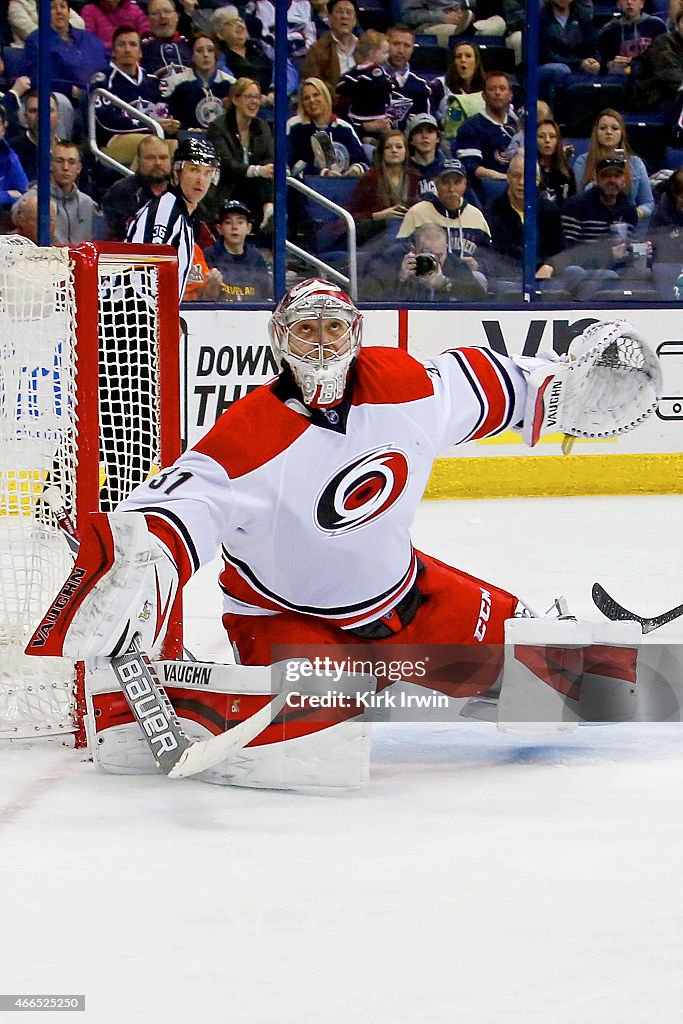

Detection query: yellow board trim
xmin=0 ymin=470 xmax=48 ymax=516
xmin=425 ymin=453 xmax=683 ymax=499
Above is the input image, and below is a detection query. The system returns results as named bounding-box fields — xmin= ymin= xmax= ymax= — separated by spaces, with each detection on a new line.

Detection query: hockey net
xmin=0 ymin=238 xmax=181 ymax=744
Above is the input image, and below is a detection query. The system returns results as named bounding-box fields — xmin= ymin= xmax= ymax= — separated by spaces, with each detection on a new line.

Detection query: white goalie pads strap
xmin=85 ymin=658 xmax=375 ymax=791
xmin=517 ymin=320 xmax=662 ymax=446
xmin=497 ymin=617 xmax=640 ymax=734
xmin=65 ymin=512 xmax=179 ymax=660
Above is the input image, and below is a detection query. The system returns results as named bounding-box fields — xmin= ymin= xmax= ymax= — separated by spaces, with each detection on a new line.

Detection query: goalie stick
xmin=592 ymin=582 xmax=683 ymax=634
xmin=41 ymin=487 xmax=286 ymax=779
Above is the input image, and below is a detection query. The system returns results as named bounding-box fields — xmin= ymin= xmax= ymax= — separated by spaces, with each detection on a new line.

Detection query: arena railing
xmin=88 ymin=89 xmax=166 ymax=177
xmin=285 ymin=176 xmax=359 ymax=300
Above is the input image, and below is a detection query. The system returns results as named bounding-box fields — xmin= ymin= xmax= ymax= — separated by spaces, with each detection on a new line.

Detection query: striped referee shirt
xmin=126 ymin=188 xmax=196 ymax=300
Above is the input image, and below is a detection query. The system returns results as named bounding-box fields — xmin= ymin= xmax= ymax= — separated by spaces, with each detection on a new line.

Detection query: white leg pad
xmin=85 ymin=659 xmax=374 ymax=791
xmin=498 ymin=617 xmax=641 ymax=734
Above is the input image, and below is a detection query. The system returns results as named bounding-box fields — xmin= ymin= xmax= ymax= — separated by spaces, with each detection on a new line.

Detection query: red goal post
xmin=0 ymin=239 xmax=183 ymax=747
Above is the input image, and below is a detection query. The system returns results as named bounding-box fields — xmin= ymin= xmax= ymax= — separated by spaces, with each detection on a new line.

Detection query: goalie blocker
xmin=26 ymin=512 xmax=179 ymax=661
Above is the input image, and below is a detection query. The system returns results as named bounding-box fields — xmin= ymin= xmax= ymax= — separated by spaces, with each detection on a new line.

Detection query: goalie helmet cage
xmin=0 ymin=238 xmax=182 ymax=747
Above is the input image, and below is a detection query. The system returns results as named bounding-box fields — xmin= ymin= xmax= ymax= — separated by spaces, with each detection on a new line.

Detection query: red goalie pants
xmin=223 ymin=552 xmax=518 ymax=700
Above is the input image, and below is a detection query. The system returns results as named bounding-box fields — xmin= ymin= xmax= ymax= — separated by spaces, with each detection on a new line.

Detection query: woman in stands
xmin=348 ymin=127 xmax=420 ymax=246
xmin=572 ymin=108 xmax=654 ymax=220
xmin=81 ymin=0 xmax=149 ymax=50
xmin=537 ymin=118 xmax=576 ymax=208
xmin=167 ymin=34 xmax=235 ymax=130
xmin=207 ymin=77 xmax=274 ymax=233
xmin=212 ymin=7 xmax=275 ymax=105
xmin=428 ymin=42 xmax=485 ymax=145
xmin=9 ymin=0 xmax=84 ymax=46
xmin=287 ymin=77 xmax=367 ymax=179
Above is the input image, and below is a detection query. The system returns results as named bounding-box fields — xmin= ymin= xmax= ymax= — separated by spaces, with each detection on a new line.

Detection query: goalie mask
xmin=269 ymin=279 xmax=362 ymax=408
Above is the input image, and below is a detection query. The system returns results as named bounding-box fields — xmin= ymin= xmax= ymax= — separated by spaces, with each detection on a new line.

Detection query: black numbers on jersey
xmin=148 ymin=469 xmax=193 ymax=495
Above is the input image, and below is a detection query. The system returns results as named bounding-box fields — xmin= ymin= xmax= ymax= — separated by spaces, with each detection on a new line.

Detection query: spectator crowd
xmin=0 ymin=0 xmax=682 ymax=302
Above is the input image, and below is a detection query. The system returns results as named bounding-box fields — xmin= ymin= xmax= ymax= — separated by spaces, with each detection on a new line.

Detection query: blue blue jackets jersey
xmin=0 ymin=138 xmax=28 ymax=209
xmin=23 ymin=26 xmax=108 ymax=95
xmin=287 ymin=115 xmax=368 ymax=177
xmin=384 ymin=64 xmax=431 ymax=131
xmin=90 ymin=64 xmax=164 ymax=147
xmin=455 ymin=111 xmax=518 ymax=178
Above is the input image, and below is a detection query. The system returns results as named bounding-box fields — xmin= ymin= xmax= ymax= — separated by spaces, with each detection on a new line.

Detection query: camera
xmin=415 ymin=253 xmax=439 ymax=276
xmin=630 ymin=241 xmax=649 ymax=271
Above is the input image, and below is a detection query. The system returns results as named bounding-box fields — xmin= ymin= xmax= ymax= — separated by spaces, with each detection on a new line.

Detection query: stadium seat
xmin=447 ymin=34 xmax=516 ymax=73
xmin=592 ymin=3 xmax=620 ymax=27
xmin=450 ymin=34 xmax=506 ymax=49
xmin=593 ymin=286 xmax=662 ymax=302
xmin=389 ymin=0 xmax=402 ymax=22
xmin=534 ymin=288 xmax=574 ymax=303
xmin=410 ymin=44 xmax=450 ymax=78
xmin=622 ymin=112 xmax=668 ymax=170
xmin=479 ymin=45 xmax=516 ymax=74
xmin=557 ymin=81 xmax=627 ymax=135
xmin=356 ymin=0 xmax=391 ymax=32
xmin=622 ymin=111 xmax=668 ymax=129
xmin=303 ymin=176 xmax=359 ymax=205
xmin=299 ymin=175 xmax=360 ymax=253
xmin=652 ymin=263 xmax=681 ymax=301
xmin=665 ymin=148 xmax=683 ymax=169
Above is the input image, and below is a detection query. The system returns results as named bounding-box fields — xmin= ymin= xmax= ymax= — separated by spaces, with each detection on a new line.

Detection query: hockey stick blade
xmin=168 ymin=687 xmax=289 ymax=778
xmin=592 ymin=582 xmax=683 ymax=634
xmin=44 ymin=490 xmax=283 ymax=778
xmin=43 ymin=485 xmax=80 ymax=556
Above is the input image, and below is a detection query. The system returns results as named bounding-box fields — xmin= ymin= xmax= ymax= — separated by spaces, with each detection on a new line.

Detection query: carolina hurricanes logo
xmin=314 ymin=448 xmax=409 ymax=534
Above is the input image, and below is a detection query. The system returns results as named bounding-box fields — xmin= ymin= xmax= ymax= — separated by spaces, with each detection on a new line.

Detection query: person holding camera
xmin=362 ymin=222 xmax=487 ymax=300
xmin=397 ymin=157 xmax=492 ymax=289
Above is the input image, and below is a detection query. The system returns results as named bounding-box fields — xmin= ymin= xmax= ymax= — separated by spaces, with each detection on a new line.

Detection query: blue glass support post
xmin=523 ymin=0 xmax=539 ymax=302
xmin=272 ymin=0 xmax=289 ymax=302
xmin=37 ymin=0 xmax=52 ymax=246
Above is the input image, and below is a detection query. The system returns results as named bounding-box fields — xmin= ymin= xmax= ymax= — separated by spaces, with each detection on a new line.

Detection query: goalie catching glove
xmin=26 ymin=512 xmax=179 ymax=660
xmin=517 ymin=319 xmax=662 ymax=447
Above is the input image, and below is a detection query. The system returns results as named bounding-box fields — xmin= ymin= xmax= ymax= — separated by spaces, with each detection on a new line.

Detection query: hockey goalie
xmin=27 ymin=280 xmax=662 ymax=788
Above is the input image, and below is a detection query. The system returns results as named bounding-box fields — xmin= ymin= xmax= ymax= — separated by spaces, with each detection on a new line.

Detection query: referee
xmin=98 ymin=138 xmax=220 ymax=510
xmin=126 ymin=137 xmax=220 ymax=300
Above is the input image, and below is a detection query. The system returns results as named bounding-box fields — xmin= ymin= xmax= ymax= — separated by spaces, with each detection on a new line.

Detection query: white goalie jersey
xmin=120 ymin=346 xmax=527 ymax=629
xmin=120 ymin=327 xmax=660 ymax=630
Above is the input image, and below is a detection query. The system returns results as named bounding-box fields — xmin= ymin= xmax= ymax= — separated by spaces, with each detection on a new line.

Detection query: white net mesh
xmin=97 ymin=263 xmax=162 ymax=509
xmin=0 ymin=242 xmax=165 ymax=740
xmin=0 ymin=239 xmax=78 ymax=737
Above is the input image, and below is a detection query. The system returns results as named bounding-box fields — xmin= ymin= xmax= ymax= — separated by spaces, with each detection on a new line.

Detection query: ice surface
xmin=2 ymin=495 xmax=683 ymax=1024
